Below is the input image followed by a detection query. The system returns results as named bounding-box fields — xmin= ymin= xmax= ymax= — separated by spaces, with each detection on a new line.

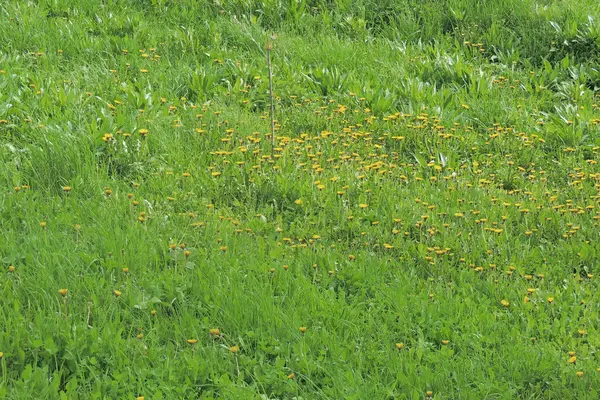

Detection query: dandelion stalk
xmin=63 ymin=296 xmax=68 ymax=321
xmin=266 ymin=35 xmax=276 ymax=159
xmin=1 ymin=357 xmax=5 ymax=387
xmin=231 ymin=16 xmax=277 ymax=159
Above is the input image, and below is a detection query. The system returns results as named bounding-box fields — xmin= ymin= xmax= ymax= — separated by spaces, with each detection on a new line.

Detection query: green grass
xmin=1 ymin=0 xmax=600 ymax=398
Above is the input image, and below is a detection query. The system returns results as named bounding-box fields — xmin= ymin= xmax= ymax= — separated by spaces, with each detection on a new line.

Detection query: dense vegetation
xmin=1 ymin=0 xmax=600 ymax=398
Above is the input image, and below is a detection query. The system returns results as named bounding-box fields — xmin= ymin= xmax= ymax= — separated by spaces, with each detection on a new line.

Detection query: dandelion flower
xmin=58 ymin=289 xmax=68 ymax=296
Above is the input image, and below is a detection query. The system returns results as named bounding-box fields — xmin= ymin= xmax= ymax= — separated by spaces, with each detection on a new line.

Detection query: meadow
xmin=1 ymin=0 xmax=600 ymax=398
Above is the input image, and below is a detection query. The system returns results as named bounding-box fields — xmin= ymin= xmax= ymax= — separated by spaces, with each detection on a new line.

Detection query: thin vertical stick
xmin=266 ymin=37 xmax=275 ymax=159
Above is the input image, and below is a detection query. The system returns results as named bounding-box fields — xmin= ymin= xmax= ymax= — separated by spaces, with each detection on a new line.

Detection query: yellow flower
xmin=58 ymin=289 xmax=68 ymax=297
xmin=295 ymin=199 xmax=303 ymax=205
xmin=209 ymin=328 xmax=220 ymax=337
xmin=122 ymin=267 xmax=129 ymax=274
xmin=441 ymin=340 xmax=449 ymax=345
xmin=63 ymin=186 xmax=71 ymax=192
xmin=568 ymin=356 xmax=577 ymax=364
xmin=547 ymin=297 xmax=554 ymax=303
xmin=40 ymin=221 xmax=47 ymax=228
xmin=287 ymin=373 xmax=295 ymax=380
xmin=299 ymin=327 xmax=307 ymax=335
xmin=8 ymin=266 xmax=15 ymax=273
xmin=187 ymin=339 xmax=198 ymax=345
xmin=501 ymin=299 xmax=510 ymax=308
xmin=395 ymin=343 xmax=404 ymax=350
xmin=112 ymin=290 xmax=121 ymax=297
xmin=359 ymin=203 xmax=368 ymax=208
xmin=138 ymin=128 xmax=149 ymax=137
xmin=576 ymin=371 xmax=584 ymax=377
xmin=229 ymin=345 xmax=239 ymax=353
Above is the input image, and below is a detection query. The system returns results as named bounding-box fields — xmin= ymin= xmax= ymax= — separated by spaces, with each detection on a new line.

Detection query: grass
xmin=1 ymin=0 xmax=600 ymax=398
